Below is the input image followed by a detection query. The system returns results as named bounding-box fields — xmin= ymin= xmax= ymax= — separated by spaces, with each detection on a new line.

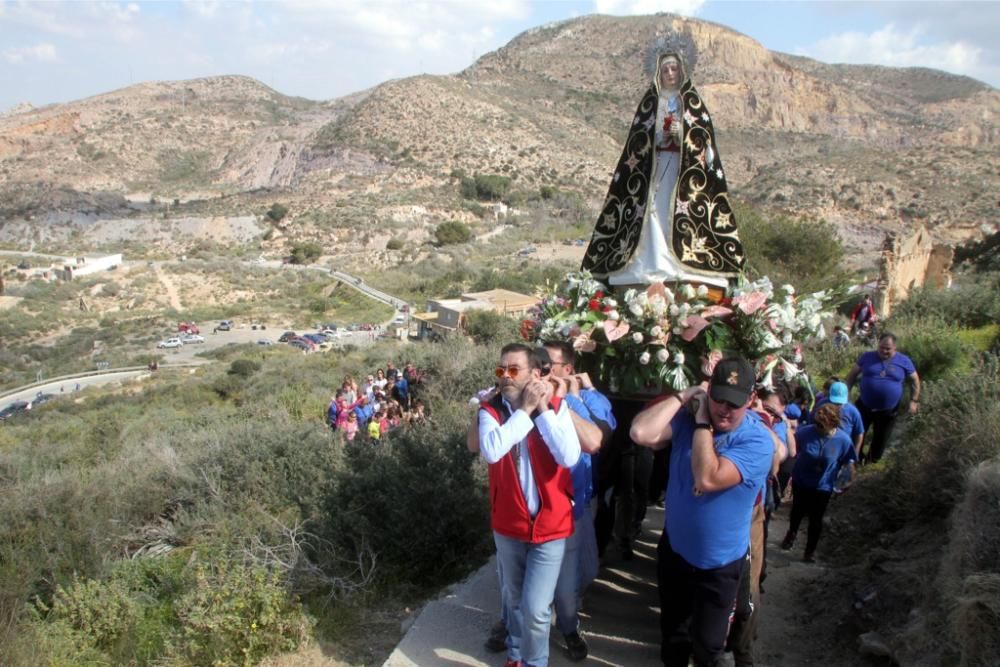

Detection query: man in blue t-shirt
xmin=814 ymin=381 xmax=865 ymax=456
xmin=846 ymin=332 xmax=921 ymax=463
xmin=632 ymin=358 xmax=774 ymax=667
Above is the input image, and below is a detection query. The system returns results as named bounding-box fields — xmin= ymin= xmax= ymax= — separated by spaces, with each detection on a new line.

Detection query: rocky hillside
xmin=0 ymin=13 xmax=996 ymax=262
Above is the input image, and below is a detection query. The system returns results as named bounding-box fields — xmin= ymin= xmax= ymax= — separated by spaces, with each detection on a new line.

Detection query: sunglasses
xmin=495 ymin=366 xmax=524 ymax=379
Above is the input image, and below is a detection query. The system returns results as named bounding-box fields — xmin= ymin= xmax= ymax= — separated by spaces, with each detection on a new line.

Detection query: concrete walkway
xmin=385 ymin=509 xmax=665 ymax=667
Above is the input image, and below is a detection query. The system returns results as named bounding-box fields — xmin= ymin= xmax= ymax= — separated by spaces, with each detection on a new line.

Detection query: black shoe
xmin=620 ymin=543 xmax=634 ymax=561
xmin=781 ymin=531 xmax=796 ymax=551
xmin=484 ymin=620 xmax=507 ymax=653
xmin=564 ymin=631 xmax=589 ymax=661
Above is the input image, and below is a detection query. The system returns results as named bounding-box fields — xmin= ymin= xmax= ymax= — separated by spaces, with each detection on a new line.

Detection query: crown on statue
xmin=643 ymin=32 xmax=699 ymax=81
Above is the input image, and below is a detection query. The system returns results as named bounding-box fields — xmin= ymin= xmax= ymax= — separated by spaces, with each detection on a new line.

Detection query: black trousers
xmin=595 ymin=398 xmax=652 ymax=555
xmin=855 ymin=398 xmax=899 ymax=463
xmin=657 ymin=532 xmax=743 ymax=667
xmin=788 ymin=486 xmax=832 ymax=553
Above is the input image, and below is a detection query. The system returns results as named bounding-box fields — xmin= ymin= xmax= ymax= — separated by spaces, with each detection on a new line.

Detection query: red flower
xmin=588 ymin=299 xmax=601 ymax=311
xmin=594 ymin=291 xmax=604 ymax=299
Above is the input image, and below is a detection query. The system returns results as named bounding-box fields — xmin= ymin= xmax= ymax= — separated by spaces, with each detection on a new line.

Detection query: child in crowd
xmin=343 ymin=412 xmax=359 ymax=442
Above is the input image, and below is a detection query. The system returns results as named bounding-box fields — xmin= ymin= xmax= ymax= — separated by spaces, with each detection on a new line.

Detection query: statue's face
xmin=659 ymin=57 xmax=682 ymax=88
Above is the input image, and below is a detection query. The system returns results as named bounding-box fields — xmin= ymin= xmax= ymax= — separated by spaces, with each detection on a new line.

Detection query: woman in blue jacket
xmin=781 ymin=403 xmax=857 ymax=562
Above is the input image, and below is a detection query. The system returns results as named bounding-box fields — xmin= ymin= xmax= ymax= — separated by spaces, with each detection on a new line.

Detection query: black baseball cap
xmin=709 ymin=357 xmax=756 ymax=406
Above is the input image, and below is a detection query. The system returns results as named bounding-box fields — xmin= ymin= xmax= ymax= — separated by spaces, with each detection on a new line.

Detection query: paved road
xmin=0 ymin=369 xmax=151 ymax=414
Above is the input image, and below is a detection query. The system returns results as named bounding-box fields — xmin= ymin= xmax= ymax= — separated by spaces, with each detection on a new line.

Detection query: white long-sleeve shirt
xmin=478 ymin=399 xmax=581 ymax=517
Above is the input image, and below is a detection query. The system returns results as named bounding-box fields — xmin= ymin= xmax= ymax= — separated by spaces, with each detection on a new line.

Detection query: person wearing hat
xmin=631 ymin=357 xmax=774 ymax=667
xmin=813 ymin=381 xmax=865 ymax=457
xmin=782 ymin=403 xmax=857 ymax=562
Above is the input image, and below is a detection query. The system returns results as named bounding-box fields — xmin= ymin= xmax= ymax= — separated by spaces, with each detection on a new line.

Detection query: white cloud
xmin=799 ymin=23 xmax=993 ymax=83
xmin=3 ymin=42 xmax=58 ymax=64
xmin=593 ymin=0 xmax=705 ymax=17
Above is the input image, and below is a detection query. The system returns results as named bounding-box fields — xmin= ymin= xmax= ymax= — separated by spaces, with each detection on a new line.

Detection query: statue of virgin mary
xmin=581 ymin=34 xmax=745 ymax=290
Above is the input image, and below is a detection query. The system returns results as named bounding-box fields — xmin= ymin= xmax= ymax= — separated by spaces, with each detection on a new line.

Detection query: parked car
xmin=0 ymin=401 xmax=30 ymax=421
xmin=278 ymin=331 xmax=298 ymax=343
xmin=288 ymin=340 xmax=313 ymax=353
xmin=217 ymin=320 xmax=233 ymax=331
xmin=32 ymin=393 xmax=56 ymax=407
xmin=178 ymin=321 xmax=200 ymax=334
xmin=257 ymin=338 xmax=273 ymax=346
xmin=157 ymin=337 xmax=183 ymax=349
xmin=180 ymin=333 xmax=205 ymax=344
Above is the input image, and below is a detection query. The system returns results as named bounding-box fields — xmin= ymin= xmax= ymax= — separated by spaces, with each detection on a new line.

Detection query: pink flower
xmin=680 ymin=315 xmax=710 ymax=342
xmin=733 ymin=291 xmax=768 ymax=315
xmin=602 ymin=319 xmax=630 ymax=343
xmin=701 ymin=350 xmax=723 ymax=378
xmin=646 ymin=282 xmax=667 ymax=300
xmin=700 ymin=305 xmax=733 ymax=319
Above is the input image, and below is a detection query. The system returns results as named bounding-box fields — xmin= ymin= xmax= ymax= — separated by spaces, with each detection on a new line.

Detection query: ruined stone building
xmin=877 ymin=225 xmax=953 ymax=317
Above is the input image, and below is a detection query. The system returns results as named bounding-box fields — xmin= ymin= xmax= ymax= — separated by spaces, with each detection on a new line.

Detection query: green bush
xmin=734 ymin=202 xmax=845 ymax=293
xmin=464 ymin=309 xmax=522 ymax=346
xmin=954 ymin=231 xmax=1000 ymax=273
xmin=890 ymin=278 xmax=1000 ymax=329
xmin=435 ymin=220 xmax=472 ymax=246
xmin=171 ymin=558 xmax=311 ymax=666
xmin=386 ymin=237 xmax=405 ymax=251
xmin=267 ymin=203 xmax=289 ymax=223
xmin=887 ymin=318 xmax=970 ymax=382
xmin=228 ymin=358 xmax=262 ymax=377
xmin=321 ymin=418 xmax=491 ymax=591
xmin=289 ymin=242 xmax=323 ymax=264
xmin=459 ymin=173 xmax=512 ymax=201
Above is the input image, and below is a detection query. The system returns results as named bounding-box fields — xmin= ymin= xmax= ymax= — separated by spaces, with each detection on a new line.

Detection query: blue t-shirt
xmin=565 ymin=389 xmax=616 ymax=519
xmin=856 ymin=351 xmax=915 ymax=410
xmin=665 ymin=409 xmax=774 ymax=569
xmin=814 ymin=398 xmax=864 ymax=440
xmin=792 ymin=425 xmax=856 ymax=492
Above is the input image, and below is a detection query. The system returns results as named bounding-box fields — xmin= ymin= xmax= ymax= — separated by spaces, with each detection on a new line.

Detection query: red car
xmin=178 ymin=321 xmax=200 ymax=334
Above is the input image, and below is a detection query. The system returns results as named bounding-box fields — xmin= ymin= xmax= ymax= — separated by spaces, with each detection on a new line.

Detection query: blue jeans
xmin=494 ymin=531 xmax=566 ymax=667
xmin=554 ymin=503 xmax=599 ymax=636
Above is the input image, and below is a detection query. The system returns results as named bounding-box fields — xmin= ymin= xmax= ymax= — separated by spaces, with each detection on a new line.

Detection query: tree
xmin=435 ymin=221 xmax=472 ymax=246
xmin=464 ymin=309 xmax=522 ymax=345
xmin=458 ymin=173 xmax=513 ymax=201
xmin=734 ymin=203 xmax=844 ymax=293
xmin=267 ymin=203 xmax=289 ymax=223
xmin=289 ymin=242 xmax=323 ymax=264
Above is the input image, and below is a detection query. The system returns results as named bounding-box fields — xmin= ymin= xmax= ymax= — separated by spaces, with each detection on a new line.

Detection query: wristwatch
xmin=694 ymin=422 xmax=713 ymax=432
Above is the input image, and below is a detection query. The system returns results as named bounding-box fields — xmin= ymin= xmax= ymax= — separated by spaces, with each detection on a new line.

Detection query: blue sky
xmin=1 ymin=0 xmax=997 ymax=112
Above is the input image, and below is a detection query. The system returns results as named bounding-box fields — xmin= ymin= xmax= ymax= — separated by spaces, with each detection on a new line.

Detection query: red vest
xmin=480 ymin=396 xmax=574 ymax=544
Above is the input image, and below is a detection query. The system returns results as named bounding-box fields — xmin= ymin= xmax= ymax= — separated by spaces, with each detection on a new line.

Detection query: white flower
xmin=607 ymin=310 xmax=620 ymax=321
xmin=669 ymin=304 xmax=680 ymax=317
xmin=544 ymin=318 xmax=555 ymax=328
xmin=632 ymin=332 xmax=644 ymax=343
xmin=782 ymin=332 xmax=793 ymax=345
xmin=604 ymin=297 xmax=618 ymax=308
xmin=629 ymin=303 xmax=644 ymax=317
xmin=650 ymin=325 xmax=663 ymax=337
xmin=696 ymin=285 xmax=708 ymax=297
xmin=639 ymin=351 xmax=651 ymax=365
xmin=672 ymin=351 xmax=686 ymax=365
xmin=782 ymin=284 xmax=795 ymax=295
xmin=650 ymin=295 xmax=667 ymax=315
xmin=623 ymin=288 xmax=637 ymax=303
xmin=656 ymin=348 xmax=670 ymax=363
xmin=664 ymin=288 xmax=676 ymax=304
xmin=682 ymin=284 xmax=696 ymax=299
xmin=673 ymin=326 xmax=684 ymax=335
xmin=679 ymin=303 xmax=691 ymax=316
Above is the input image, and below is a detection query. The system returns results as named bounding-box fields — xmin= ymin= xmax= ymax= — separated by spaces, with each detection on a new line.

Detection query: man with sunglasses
xmin=478 ymin=343 xmax=581 ymax=667
xmin=631 ymin=358 xmax=774 ymax=667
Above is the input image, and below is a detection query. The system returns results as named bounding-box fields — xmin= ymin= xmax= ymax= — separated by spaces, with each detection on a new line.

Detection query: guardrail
xmin=0 ymin=362 xmax=205 ymax=402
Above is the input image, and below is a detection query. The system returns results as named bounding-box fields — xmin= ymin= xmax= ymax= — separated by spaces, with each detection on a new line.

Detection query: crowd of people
xmin=467 ymin=331 xmax=920 ymax=667
xmin=325 ymin=360 xmax=426 ymax=441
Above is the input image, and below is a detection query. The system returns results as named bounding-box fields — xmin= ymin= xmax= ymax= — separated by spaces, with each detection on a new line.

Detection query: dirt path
xmin=152 ymin=262 xmax=183 ymax=311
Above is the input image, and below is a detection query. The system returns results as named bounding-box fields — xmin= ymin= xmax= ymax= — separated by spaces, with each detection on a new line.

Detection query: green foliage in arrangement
xmin=435 ymin=220 xmax=472 ymax=246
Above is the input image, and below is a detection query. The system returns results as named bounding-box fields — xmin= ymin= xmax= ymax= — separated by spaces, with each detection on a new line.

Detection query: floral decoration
xmin=523 ymin=272 xmax=836 ymax=395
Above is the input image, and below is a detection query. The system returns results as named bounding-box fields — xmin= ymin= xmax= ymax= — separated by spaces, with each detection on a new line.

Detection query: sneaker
xmin=564 ymin=631 xmax=589 ymax=661
xmin=485 ymin=621 xmax=507 ymax=653
xmin=780 ymin=531 xmax=796 ymax=551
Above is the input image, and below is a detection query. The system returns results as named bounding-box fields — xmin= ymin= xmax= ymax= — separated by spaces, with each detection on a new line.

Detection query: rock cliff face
xmin=0 ymin=13 xmax=996 ymax=259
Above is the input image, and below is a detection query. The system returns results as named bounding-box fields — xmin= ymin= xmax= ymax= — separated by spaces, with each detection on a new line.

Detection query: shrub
xmin=886 ymin=318 xmax=970 ymax=382
xmin=734 ymin=202 xmax=845 ymax=293
xmin=171 ymin=558 xmax=311 ymax=666
xmin=435 ymin=220 xmax=472 ymax=246
xmin=539 ymin=185 xmax=558 ymax=199
xmin=321 ymin=418 xmax=491 ymax=591
xmin=464 ymin=309 xmax=522 ymax=346
xmin=385 ymin=237 xmax=404 ymax=251
xmin=459 ymin=173 xmax=513 ymax=201
xmin=266 ymin=203 xmax=289 ymax=223
xmin=954 ymin=231 xmax=1000 ymax=273
xmin=228 ymin=358 xmax=262 ymax=378
xmin=890 ymin=278 xmax=1000 ymax=329
xmin=289 ymin=242 xmax=323 ymax=265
